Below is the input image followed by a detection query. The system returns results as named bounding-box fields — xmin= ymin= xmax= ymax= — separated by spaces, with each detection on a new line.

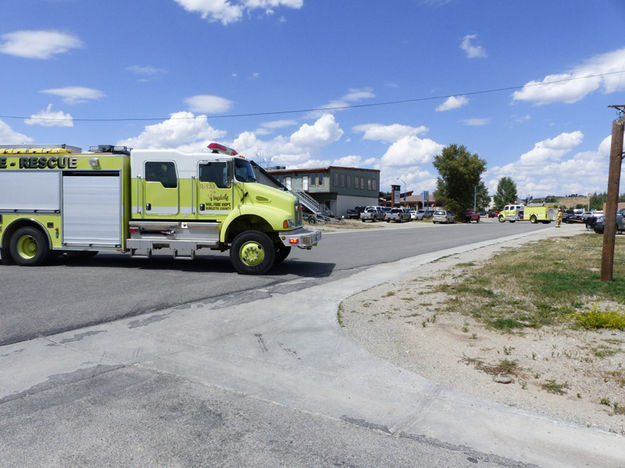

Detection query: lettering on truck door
xmin=197 ymin=160 xmax=233 ymax=219
xmin=144 ymin=161 xmax=180 ymax=216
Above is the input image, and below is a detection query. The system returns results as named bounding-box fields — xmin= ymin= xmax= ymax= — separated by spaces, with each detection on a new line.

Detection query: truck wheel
xmin=9 ymin=226 xmax=49 ymax=266
xmin=230 ymin=231 xmax=275 ymax=275
xmin=274 ymin=245 xmax=291 ymax=265
xmin=498 ymin=215 xmax=505 ymax=223
xmin=530 ymin=215 xmax=537 ymax=224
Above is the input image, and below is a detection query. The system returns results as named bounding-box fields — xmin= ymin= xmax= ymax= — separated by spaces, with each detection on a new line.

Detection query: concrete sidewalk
xmin=1 ymin=224 xmax=623 ymax=467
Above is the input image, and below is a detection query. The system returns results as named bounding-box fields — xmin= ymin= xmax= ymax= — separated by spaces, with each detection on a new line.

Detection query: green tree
xmin=433 ymin=144 xmax=487 ymax=219
xmin=475 ymin=181 xmax=490 ymax=211
xmin=493 ymin=177 xmax=518 ymax=211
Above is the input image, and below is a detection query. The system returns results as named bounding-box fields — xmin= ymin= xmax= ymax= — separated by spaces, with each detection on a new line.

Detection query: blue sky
xmin=1 ymin=0 xmax=625 ymax=198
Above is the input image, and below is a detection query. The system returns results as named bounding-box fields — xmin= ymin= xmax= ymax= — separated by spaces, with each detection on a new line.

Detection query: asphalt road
xmin=0 ymin=221 xmax=549 ymax=346
xmin=3 ymin=222 xmax=619 ymax=467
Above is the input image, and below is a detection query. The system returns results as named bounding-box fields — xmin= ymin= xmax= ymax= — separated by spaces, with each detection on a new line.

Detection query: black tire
xmin=530 ymin=215 xmax=537 ymax=224
xmin=274 ymin=244 xmax=291 ymax=265
xmin=498 ymin=215 xmax=505 ymax=223
xmin=230 ymin=231 xmax=275 ymax=275
xmin=9 ymin=226 xmax=49 ymax=266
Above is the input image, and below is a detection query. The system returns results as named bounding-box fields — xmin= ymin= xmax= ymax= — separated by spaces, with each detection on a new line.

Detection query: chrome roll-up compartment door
xmin=62 ymin=171 xmax=121 ymax=246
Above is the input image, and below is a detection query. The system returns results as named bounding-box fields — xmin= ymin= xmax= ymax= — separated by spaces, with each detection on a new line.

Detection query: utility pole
xmin=601 ymin=105 xmax=625 ymax=281
xmin=473 ymin=185 xmax=477 ymax=211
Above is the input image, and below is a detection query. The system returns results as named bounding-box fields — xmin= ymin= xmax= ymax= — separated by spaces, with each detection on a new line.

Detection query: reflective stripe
xmin=131 ymin=206 xmax=228 ymax=215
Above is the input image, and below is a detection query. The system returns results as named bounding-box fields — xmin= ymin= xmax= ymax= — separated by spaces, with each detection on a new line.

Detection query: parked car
xmin=464 ymin=209 xmax=480 ymax=223
xmin=423 ymin=209 xmax=434 ymax=219
xmin=432 ymin=209 xmax=455 ymax=224
xmin=409 ymin=210 xmax=418 ymax=220
xmin=487 ymin=210 xmax=499 ymax=218
xmin=345 ymin=206 xmax=365 ymax=219
xmin=414 ymin=209 xmax=426 ymax=220
xmin=593 ymin=211 xmax=625 ymax=234
xmin=385 ymin=207 xmax=411 ymax=223
xmin=360 ymin=206 xmax=384 ymax=222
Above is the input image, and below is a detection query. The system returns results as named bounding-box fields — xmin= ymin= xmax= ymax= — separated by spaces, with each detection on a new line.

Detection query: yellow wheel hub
xmin=239 ymin=241 xmax=265 ymax=266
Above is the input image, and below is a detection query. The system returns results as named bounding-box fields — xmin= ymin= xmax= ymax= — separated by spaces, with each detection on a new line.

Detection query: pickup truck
xmin=464 ymin=209 xmax=481 ymax=223
xmin=385 ymin=208 xmax=411 ymax=223
xmin=360 ymin=206 xmax=384 ymax=222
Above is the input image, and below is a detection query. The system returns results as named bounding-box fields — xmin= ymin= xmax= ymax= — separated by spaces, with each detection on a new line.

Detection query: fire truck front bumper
xmin=279 ymin=228 xmax=322 ymax=249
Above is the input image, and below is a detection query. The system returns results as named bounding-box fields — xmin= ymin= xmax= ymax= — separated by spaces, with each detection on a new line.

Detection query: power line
xmin=2 ymin=70 xmax=625 ymax=123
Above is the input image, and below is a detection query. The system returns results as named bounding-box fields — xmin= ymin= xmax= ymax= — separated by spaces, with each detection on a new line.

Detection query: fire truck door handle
xmin=146 ymin=203 xmax=151 ymax=211
xmin=199 ymin=203 xmax=205 ymax=211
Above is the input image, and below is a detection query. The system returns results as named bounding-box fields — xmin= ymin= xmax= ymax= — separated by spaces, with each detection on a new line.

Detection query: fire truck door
xmin=143 ymin=161 xmax=180 ymax=216
xmin=197 ymin=160 xmax=233 ymax=219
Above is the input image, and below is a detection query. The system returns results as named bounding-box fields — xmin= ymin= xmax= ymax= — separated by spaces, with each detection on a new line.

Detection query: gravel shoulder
xmin=340 ymin=225 xmax=625 ymax=435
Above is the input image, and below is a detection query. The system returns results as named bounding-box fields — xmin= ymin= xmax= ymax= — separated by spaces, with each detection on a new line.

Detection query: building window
xmin=303 ymin=175 xmax=309 ymax=191
xmin=373 ymin=180 xmax=377 ymax=191
xmin=346 ymin=175 xmax=351 ymax=188
xmin=339 ymin=174 xmax=345 ymax=186
xmin=367 ymin=179 xmax=372 ymax=190
xmin=318 ymin=174 xmax=324 ymax=185
xmin=360 ymin=177 xmax=365 ymax=190
xmin=285 ymin=176 xmax=292 ymax=190
xmin=333 ymin=173 xmax=338 ymax=187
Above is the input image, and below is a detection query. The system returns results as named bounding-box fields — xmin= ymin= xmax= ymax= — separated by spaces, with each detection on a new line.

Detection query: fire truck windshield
xmin=234 ymin=158 xmax=256 ymax=182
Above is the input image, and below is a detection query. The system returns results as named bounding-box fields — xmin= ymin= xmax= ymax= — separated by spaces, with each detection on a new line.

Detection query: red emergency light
xmin=208 ymin=142 xmax=238 ymax=156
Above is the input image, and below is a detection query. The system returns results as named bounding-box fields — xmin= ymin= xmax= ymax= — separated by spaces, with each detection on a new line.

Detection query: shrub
xmin=574 ymin=305 xmax=625 ymax=330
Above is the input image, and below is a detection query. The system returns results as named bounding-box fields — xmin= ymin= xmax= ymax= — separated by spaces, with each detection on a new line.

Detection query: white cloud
xmin=380 ymin=135 xmax=444 ymax=167
xmin=332 ymin=155 xmax=364 ymax=167
xmin=519 ymin=131 xmax=584 ymax=165
xmin=381 ymin=166 xmax=437 ymax=194
xmin=353 ymin=123 xmax=429 ymax=143
xmin=436 ymin=95 xmax=468 ymax=111
xmin=485 ymin=131 xmax=611 ymax=197
xmin=40 ymin=86 xmax=104 ymax=104
xmin=25 ymin=104 xmax=73 ymax=127
xmin=0 ymin=30 xmax=83 ymax=59
xmin=310 ymin=87 xmax=375 ymax=117
xmin=232 ymin=114 xmax=343 ymax=167
xmin=461 ymin=117 xmax=490 ymax=126
xmin=184 ymin=95 xmax=233 ymax=113
xmin=126 ymin=65 xmax=167 ymax=81
xmin=513 ymin=47 xmax=625 ymax=105
xmin=255 ymin=119 xmax=297 ymax=135
xmin=460 ymin=34 xmax=487 ymax=59
xmin=289 ymin=114 xmax=343 ymax=149
xmin=117 ymin=111 xmax=227 ymax=150
xmin=261 ymin=119 xmax=297 ymax=130
xmin=0 ymin=120 xmax=33 ymax=144
xmin=173 ymin=0 xmax=302 ymax=25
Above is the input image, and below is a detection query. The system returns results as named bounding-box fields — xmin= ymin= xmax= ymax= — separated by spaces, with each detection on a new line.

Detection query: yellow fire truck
xmin=0 ymin=143 xmax=321 ymax=274
xmin=498 ymin=203 xmax=559 ymax=224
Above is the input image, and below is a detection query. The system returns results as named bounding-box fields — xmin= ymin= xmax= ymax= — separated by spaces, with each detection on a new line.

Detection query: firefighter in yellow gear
xmin=556 ymin=208 xmax=563 ymax=228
